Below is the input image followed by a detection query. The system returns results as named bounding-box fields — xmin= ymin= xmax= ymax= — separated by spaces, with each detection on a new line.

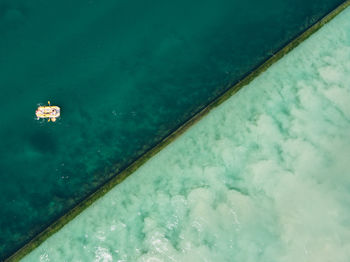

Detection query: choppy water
xmin=22 ymin=6 xmax=350 ymax=262
xmin=1 ymin=0 xmax=345 ymax=259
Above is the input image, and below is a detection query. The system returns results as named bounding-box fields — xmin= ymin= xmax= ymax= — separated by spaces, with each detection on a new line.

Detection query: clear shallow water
xmin=22 ymin=6 xmax=350 ymax=262
xmin=1 ymin=0 xmax=345 ymax=259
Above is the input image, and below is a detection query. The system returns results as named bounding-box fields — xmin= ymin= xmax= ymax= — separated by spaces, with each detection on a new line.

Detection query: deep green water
xmin=0 ymin=0 xmax=345 ymax=259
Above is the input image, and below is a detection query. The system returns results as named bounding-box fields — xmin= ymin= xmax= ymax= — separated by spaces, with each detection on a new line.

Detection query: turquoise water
xmin=23 ymin=6 xmax=350 ymax=262
xmin=0 ymin=0 xmax=346 ymax=259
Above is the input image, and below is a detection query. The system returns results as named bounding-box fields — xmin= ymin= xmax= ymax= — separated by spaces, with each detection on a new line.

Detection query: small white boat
xmin=36 ymin=101 xmax=60 ymax=122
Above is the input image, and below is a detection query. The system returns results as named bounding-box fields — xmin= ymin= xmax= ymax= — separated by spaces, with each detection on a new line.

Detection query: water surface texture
xmin=0 ymin=0 xmax=345 ymax=259
xmin=23 ymin=6 xmax=350 ymax=261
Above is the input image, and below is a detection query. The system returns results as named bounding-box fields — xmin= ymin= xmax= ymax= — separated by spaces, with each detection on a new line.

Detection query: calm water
xmin=0 ymin=0 xmax=345 ymax=259
xmin=23 ymin=6 xmax=350 ymax=261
